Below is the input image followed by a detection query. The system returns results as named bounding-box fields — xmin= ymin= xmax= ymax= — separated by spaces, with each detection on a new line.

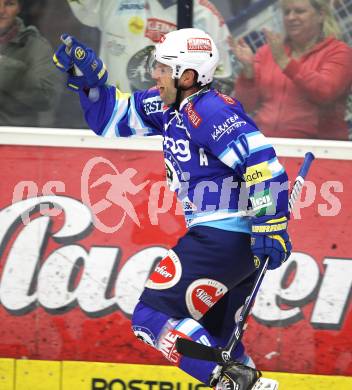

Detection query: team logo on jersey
xmin=163 ymin=136 xmax=191 ymax=162
xmin=145 ymin=250 xmax=182 ymax=290
xmin=145 ymin=18 xmax=176 ymax=43
xmin=187 ymin=38 xmax=212 ymax=52
xmin=164 ymin=154 xmax=189 ymax=196
xmin=185 ymin=102 xmax=202 ymax=128
xmin=186 ymin=279 xmax=228 ymax=320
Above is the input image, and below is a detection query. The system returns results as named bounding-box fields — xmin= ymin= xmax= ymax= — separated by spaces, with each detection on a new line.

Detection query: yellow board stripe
xmin=0 ymin=359 xmax=351 ymax=390
xmin=267 ymin=371 xmax=352 ymax=390
xmin=0 ymin=359 xmax=14 ymax=390
xmin=16 ymin=360 xmax=61 ymax=390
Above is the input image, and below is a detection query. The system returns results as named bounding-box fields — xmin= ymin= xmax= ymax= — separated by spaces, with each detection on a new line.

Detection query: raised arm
xmin=233 ymin=38 xmax=261 ymax=112
xmin=52 ymin=34 xmax=163 ymax=136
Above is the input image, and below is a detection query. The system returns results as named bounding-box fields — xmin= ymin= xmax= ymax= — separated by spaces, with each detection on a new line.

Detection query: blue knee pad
xmin=133 ymin=301 xmax=248 ymax=364
xmin=132 ymin=301 xmax=219 ymax=384
xmin=132 ymin=301 xmax=216 ymax=352
xmin=131 ymin=300 xmax=170 ymax=348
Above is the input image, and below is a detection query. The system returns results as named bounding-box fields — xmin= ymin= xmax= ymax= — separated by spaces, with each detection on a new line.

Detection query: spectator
xmin=67 ymin=0 xmax=236 ymax=94
xmin=20 ymin=0 xmax=100 ymax=128
xmin=0 ymin=0 xmax=62 ymax=127
xmin=234 ymin=0 xmax=352 ymax=140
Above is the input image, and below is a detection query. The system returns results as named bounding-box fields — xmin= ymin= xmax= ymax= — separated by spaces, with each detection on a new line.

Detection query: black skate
xmin=212 ymin=362 xmax=278 ymax=390
xmin=212 ymin=361 xmax=260 ymax=390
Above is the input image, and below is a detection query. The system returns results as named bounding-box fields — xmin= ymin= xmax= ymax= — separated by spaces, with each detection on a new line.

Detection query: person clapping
xmin=234 ymin=0 xmax=352 ymax=140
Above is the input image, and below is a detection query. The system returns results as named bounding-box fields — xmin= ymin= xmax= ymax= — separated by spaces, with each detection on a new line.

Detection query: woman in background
xmin=234 ymin=0 xmax=352 ymax=140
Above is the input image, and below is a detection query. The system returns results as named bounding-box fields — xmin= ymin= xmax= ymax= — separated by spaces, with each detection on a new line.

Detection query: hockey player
xmin=53 ymin=28 xmax=291 ymax=390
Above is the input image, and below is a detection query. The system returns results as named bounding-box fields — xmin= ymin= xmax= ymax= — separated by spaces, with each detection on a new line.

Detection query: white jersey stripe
xmin=175 ymin=318 xmax=202 ymax=336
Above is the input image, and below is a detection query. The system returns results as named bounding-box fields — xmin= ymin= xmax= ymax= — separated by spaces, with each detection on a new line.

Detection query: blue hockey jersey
xmin=79 ymin=86 xmax=289 ymax=233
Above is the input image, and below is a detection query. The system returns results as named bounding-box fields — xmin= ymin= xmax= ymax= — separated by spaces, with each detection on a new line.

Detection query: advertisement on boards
xmin=0 ymin=144 xmax=351 ymax=376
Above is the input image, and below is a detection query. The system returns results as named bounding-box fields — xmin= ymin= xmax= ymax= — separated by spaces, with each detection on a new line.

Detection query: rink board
xmin=0 ymin=128 xmax=351 ymax=378
xmin=0 ymin=359 xmax=351 ymax=390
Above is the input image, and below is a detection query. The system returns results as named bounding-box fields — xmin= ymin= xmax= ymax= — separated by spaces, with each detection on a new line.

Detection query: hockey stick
xmin=176 ymin=152 xmax=315 ymax=363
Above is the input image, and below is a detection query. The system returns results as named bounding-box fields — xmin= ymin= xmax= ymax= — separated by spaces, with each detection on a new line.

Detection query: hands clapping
xmin=233 ymin=38 xmax=255 ymax=79
xmin=234 ymin=28 xmax=290 ymax=76
xmin=262 ymin=28 xmax=290 ymax=69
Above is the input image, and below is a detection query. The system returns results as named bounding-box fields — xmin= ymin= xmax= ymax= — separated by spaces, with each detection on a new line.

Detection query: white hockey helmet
xmin=153 ymin=28 xmax=220 ymax=86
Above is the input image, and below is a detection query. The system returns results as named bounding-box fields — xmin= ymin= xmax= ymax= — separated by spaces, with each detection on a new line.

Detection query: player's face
xmin=151 ymin=62 xmax=177 ymax=105
xmin=0 ymin=0 xmax=20 ymax=33
xmin=281 ymin=0 xmax=324 ymax=44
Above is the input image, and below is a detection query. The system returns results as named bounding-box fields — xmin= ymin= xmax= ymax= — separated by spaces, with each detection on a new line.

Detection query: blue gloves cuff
xmin=251 ymin=213 xmax=291 ymax=270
